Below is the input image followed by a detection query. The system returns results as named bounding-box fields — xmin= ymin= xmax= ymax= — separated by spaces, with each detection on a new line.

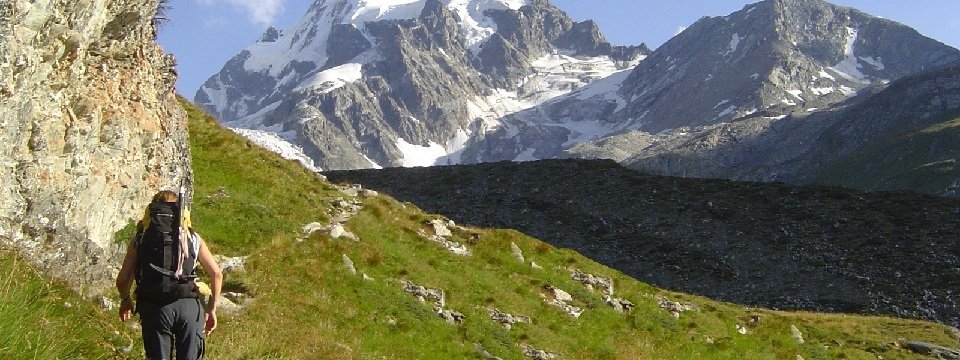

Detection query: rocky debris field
xmin=326 ymin=159 xmax=960 ymax=327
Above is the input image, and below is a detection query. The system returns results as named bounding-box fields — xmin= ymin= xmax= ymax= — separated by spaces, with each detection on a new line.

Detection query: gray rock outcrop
xmin=0 ymin=0 xmax=188 ymax=295
xmin=402 ymin=280 xmax=446 ymax=308
xmin=901 ymin=341 xmax=960 ymax=360
xmin=520 ymin=344 xmax=560 ymax=360
xmin=543 ymin=285 xmax=582 ymax=318
xmin=489 ymin=308 xmax=531 ymax=330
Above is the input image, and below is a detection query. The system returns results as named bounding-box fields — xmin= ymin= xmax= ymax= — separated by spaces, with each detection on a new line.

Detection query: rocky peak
xmin=554 ymin=20 xmax=609 ymax=57
xmin=608 ymin=0 xmax=960 ymax=132
xmin=197 ymin=0 xmax=648 ymax=170
xmin=259 ymin=26 xmax=282 ymax=42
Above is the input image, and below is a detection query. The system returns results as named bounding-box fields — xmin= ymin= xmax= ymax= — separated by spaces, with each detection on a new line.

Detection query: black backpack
xmin=134 ymin=201 xmax=200 ymax=303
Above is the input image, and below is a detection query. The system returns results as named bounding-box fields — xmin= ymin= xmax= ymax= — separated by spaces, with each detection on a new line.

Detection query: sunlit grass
xmin=0 ymin=251 xmax=136 ymax=359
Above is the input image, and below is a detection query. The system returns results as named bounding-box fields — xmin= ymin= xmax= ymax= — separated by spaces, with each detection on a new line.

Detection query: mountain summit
xmin=613 ymin=0 xmax=959 ymax=131
xmin=464 ymin=0 xmax=960 ymax=163
xmin=196 ymin=0 xmax=647 ymax=170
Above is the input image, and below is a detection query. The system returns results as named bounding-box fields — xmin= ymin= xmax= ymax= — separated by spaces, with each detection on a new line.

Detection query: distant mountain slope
xmin=464 ymin=0 xmax=960 ymax=166
xmin=816 ymin=116 xmax=960 ymax=194
xmin=607 ymin=61 xmax=960 ymax=195
xmin=196 ymin=0 xmax=647 ymax=170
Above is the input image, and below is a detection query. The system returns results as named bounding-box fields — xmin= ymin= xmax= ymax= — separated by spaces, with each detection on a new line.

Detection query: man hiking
xmin=116 ymin=190 xmax=223 ymax=359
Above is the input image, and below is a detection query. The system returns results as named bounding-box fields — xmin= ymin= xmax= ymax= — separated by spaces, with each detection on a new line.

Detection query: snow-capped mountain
xmin=198 ymin=0 xmax=960 ymax=194
xmin=462 ymin=0 xmax=960 ymax=164
xmin=196 ymin=0 xmax=647 ymax=170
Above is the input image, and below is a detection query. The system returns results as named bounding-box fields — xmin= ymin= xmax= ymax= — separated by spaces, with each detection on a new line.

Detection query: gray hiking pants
xmin=138 ymin=298 xmax=206 ymax=360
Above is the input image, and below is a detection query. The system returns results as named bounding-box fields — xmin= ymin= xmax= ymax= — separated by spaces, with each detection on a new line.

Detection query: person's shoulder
xmin=188 ymin=228 xmax=204 ymax=242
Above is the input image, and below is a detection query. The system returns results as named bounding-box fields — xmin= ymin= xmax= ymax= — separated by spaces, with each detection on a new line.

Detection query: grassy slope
xmin=182 ymin=101 xmax=960 ymax=359
xmin=0 ymin=251 xmax=135 ymax=359
xmin=816 ymin=115 xmax=960 ymax=194
xmin=1 ymin=99 xmax=958 ymax=359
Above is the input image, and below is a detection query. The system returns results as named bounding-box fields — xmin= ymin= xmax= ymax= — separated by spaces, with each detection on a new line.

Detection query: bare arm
xmin=116 ymin=239 xmax=138 ymax=321
xmin=197 ymin=237 xmax=222 ymax=333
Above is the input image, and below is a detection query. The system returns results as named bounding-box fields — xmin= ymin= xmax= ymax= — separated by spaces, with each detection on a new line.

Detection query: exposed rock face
xmin=0 ymin=0 xmax=188 ymax=294
xmin=196 ymin=0 xmax=647 ymax=170
xmin=325 ymin=159 xmax=960 ymax=326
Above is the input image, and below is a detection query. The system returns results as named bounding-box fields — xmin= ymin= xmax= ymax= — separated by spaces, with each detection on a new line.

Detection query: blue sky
xmin=157 ymin=0 xmax=960 ymax=97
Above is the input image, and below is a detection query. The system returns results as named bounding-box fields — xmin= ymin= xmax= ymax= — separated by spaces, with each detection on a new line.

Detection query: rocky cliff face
xmin=196 ymin=0 xmax=647 ymax=170
xmin=0 ymin=0 xmax=189 ymax=294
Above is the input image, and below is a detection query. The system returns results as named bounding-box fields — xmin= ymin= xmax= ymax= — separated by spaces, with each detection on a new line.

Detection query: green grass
xmin=3 ymin=99 xmax=960 ymax=359
xmin=0 ymin=250 xmax=136 ymax=359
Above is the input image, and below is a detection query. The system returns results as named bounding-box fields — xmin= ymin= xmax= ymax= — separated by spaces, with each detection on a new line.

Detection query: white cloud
xmin=674 ymin=26 xmax=687 ymax=36
xmin=198 ymin=0 xmax=285 ymax=26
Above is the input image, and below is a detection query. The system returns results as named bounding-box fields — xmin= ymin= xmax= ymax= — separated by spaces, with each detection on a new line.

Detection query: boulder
xmin=338 ymin=184 xmax=362 ymax=197
xmin=605 ymin=296 xmax=634 ymax=313
xmin=791 ymin=325 xmax=805 ymax=344
xmin=544 ymin=285 xmax=582 ymax=318
xmin=571 ymin=268 xmax=614 ymax=296
xmin=301 ymin=222 xmax=326 ymax=236
xmin=437 ymin=307 xmax=465 ymax=325
xmin=901 ymin=341 xmax=960 ymax=360
xmin=402 ymin=280 xmax=445 ymax=308
xmin=215 ymin=255 xmax=248 ymax=274
xmin=656 ymin=295 xmax=696 ymax=318
xmin=511 ymin=242 xmax=525 ymax=263
xmin=418 ymin=229 xmax=471 ymax=256
xmin=330 ymin=224 xmax=358 ymax=240
xmin=520 ymin=344 xmax=560 ymax=360
xmin=429 ymin=219 xmax=453 ymax=237
xmin=489 ymin=308 xmax=531 ymax=329
xmin=342 ymin=254 xmax=356 ymax=275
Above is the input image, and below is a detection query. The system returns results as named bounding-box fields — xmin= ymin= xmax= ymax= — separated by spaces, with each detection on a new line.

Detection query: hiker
xmin=116 ymin=190 xmax=223 ymax=360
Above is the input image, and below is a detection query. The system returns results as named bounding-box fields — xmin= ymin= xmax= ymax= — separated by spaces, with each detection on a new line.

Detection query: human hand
xmin=119 ymin=299 xmax=134 ymax=322
xmin=204 ymin=312 xmax=218 ymax=335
